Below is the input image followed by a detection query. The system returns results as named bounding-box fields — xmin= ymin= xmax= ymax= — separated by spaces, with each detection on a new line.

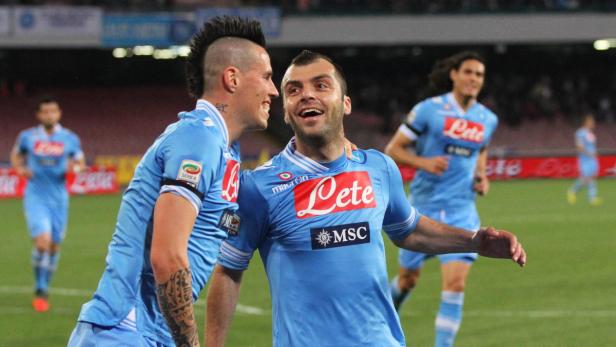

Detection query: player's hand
xmin=344 ymin=138 xmax=358 ymax=159
xmin=16 ymin=166 xmax=33 ymax=179
xmin=472 ymin=227 xmax=526 ymax=267
xmin=422 ymin=156 xmax=449 ymax=175
xmin=473 ymin=174 xmax=489 ymax=196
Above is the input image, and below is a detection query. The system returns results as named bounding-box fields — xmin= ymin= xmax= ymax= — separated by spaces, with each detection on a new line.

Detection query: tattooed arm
xmin=151 ymin=193 xmax=199 ymax=346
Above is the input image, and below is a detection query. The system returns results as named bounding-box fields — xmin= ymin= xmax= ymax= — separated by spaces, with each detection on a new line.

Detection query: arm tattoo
xmin=156 ymin=267 xmax=200 ymax=347
xmin=215 ymin=103 xmax=228 ymax=113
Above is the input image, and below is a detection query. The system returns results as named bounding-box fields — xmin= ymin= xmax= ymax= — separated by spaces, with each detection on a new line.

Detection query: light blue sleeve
xmin=484 ymin=112 xmax=499 ymax=145
xmin=575 ymin=129 xmax=585 ymax=147
xmin=218 ymin=171 xmax=269 ymax=271
xmin=14 ymin=130 xmax=29 ymax=155
xmin=401 ymin=101 xmax=431 ymax=138
xmin=381 ymin=154 xmax=421 ymax=241
xmin=158 ymin=123 xmax=221 ymax=213
xmin=69 ymin=132 xmax=84 ymax=159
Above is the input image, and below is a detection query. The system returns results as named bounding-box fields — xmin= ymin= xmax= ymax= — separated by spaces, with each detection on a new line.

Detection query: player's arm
xmin=68 ymin=134 xmax=86 ymax=173
xmin=205 ymin=265 xmax=244 ymax=347
xmin=152 ymin=192 xmax=200 ymax=347
xmin=474 ymin=147 xmax=489 ymax=196
xmin=393 ymin=217 xmax=526 ymax=267
xmin=10 ymin=134 xmax=32 ymax=178
xmin=385 ymin=112 xmax=448 ymax=176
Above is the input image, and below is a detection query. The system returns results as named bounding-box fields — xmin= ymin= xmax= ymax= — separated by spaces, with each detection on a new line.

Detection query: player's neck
xmin=42 ymin=124 xmax=56 ymax=135
xmin=294 ymin=135 xmax=345 ymax=163
xmin=202 ymin=95 xmax=242 ymax=145
xmin=452 ymin=92 xmax=475 ymax=112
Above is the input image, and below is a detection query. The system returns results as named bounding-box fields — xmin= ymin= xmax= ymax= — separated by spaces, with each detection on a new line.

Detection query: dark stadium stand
xmin=0 ymin=86 xmax=282 ymax=162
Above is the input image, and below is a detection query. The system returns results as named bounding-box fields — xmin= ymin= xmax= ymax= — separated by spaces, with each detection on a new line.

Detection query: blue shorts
xmin=23 ymin=193 xmax=68 ymax=243
xmin=398 ymin=204 xmax=480 ymax=270
xmin=579 ymin=159 xmax=599 ymax=178
xmin=68 ymin=322 xmax=166 ymax=347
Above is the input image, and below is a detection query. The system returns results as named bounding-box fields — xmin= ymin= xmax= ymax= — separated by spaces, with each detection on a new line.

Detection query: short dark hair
xmin=37 ymin=95 xmax=59 ymax=111
xmin=428 ymin=51 xmax=486 ymax=95
xmin=185 ymin=16 xmax=266 ymax=99
xmin=287 ymin=50 xmax=348 ymax=96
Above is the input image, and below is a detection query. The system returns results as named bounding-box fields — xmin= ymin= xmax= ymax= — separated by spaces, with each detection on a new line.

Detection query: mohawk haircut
xmin=186 ymin=16 xmax=266 ymax=99
xmin=288 ymin=50 xmax=348 ymax=96
xmin=428 ymin=51 xmax=485 ymax=96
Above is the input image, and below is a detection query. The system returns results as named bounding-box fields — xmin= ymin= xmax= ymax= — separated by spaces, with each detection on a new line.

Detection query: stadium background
xmin=0 ymin=1 xmax=615 ymax=346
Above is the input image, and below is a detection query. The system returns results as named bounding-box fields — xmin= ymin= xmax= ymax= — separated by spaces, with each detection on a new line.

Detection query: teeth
xmin=300 ymin=108 xmax=323 ymax=116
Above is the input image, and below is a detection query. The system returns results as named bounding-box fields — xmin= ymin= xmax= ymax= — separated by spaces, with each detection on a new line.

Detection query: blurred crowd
xmin=6 ymin=0 xmax=616 ymax=13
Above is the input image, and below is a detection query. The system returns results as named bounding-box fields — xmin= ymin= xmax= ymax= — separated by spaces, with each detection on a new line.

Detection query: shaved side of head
xmin=202 ymin=37 xmax=261 ymax=93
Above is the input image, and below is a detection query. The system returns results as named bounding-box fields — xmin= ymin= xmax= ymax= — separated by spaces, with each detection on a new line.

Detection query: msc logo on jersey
xmin=311 ymin=222 xmax=370 ymax=250
xmin=222 ymin=159 xmax=240 ymax=202
xmin=293 ymin=171 xmax=376 ymax=219
xmin=34 ymin=141 xmax=64 ymax=156
xmin=177 ymin=160 xmax=202 ymax=188
xmin=443 ymin=117 xmax=485 ymax=143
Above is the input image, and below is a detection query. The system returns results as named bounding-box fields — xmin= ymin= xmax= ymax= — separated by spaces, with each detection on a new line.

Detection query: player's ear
xmin=449 ymin=68 xmax=457 ymax=83
xmin=343 ymin=95 xmax=352 ymax=116
xmin=222 ymin=66 xmax=240 ymax=93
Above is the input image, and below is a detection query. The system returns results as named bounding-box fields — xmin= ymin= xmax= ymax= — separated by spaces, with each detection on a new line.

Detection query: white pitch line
xmin=0 ymin=286 xmax=266 ymax=315
xmin=2 ymin=286 xmax=614 ymax=318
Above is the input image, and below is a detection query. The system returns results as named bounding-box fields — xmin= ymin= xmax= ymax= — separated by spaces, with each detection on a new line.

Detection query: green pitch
xmin=1 ymin=179 xmax=615 ymax=346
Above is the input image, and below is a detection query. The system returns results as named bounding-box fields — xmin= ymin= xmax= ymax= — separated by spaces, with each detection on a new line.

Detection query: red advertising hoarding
xmin=0 ymin=166 xmax=119 ymax=199
xmin=399 ymin=155 xmax=616 ymax=182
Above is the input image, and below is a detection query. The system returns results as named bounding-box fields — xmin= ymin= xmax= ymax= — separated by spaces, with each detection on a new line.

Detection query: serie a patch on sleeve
xmin=177 ymin=160 xmax=203 ymax=188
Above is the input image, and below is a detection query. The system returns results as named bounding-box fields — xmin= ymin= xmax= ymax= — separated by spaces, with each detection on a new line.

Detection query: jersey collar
xmin=446 ymin=92 xmax=476 ymax=116
xmin=282 ymin=137 xmax=347 ymax=174
xmin=37 ymin=124 xmax=62 ymax=136
xmin=195 ymin=99 xmax=229 ymax=147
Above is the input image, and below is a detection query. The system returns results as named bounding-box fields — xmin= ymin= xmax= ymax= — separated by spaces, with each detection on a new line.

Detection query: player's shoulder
xmin=352 ymin=148 xmax=396 ymax=171
xmin=19 ymin=127 xmax=37 ymax=137
xmin=59 ymin=126 xmax=80 ymax=138
xmin=168 ymin=115 xmax=225 ymax=146
xmin=476 ymin=102 xmax=498 ymax=120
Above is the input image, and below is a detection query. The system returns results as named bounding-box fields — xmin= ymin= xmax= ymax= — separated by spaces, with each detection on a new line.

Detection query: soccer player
xmin=205 ymin=50 xmax=525 ymax=347
xmin=385 ymin=51 xmax=497 ymax=347
xmin=11 ymin=96 xmax=85 ymax=313
xmin=567 ymin=114 xmax=601 ymax=205
xmin=68 ymin=16 xmax=278 ymax=346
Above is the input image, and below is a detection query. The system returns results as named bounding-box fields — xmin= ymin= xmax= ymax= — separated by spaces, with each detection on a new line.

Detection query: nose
xmin=299 ymin=86 xmax=316 ymax=101
xmin=269 ymin=79 xmax=279 ymax=98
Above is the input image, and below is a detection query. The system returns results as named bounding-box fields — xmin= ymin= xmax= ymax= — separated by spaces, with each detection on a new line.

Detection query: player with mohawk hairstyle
xmin=69 ymin=16 xmax=278 ymax=347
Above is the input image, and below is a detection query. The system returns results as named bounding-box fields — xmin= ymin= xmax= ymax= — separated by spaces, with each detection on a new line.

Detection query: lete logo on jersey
xmin=222 ymin=159 xmax=240 ymax=202
xmin=34 ymin=141 xmax=65 ymax=156
xmin=443 ymin=117 xmax=485 ymax=143
xmin=177 ymin=160 xmax=202 ymax=187
xmin=293 ymin=171 xmax=376 ymax=219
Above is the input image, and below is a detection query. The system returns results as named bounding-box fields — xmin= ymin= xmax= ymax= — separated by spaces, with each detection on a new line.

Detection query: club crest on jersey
xmin=311 ymin=222 xmax=370 ymax=249
xmin=177 ymin=160 xmax=202 ymax=188
xmin=443 ymin=117 xmax=485 ymax=143
xmin=293 ymin=171 xmax=376 ymax=219
xmin=278 ymin=172 xmax=293 ymax=180
xmin=34 ymin=141 xmax=64 ymax=156
xmin=218 ymin=209 xmax=240 ymax=236
xmin=222 ymin=159 xmax=240 ymax=202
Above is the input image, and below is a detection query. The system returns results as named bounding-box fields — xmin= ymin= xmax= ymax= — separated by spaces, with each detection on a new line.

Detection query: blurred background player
xmin=567 ymin=114 xmax=602 ymax=205
xmin=10 ymin=96 xmax=85 ymax=312
xmin=205 ymin=50 xmax=524 ymax=347
xmin=68 ymin=16 xmax=278 ymax=347
xmin=386 ymin=51 xmax=497 ymax=347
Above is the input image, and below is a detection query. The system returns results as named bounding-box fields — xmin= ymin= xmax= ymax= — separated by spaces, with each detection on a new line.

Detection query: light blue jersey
xmin=219 ymin=139 xmax=421 ymax=347
xmin=397 ymin=92 xmax=498 ymax=269
xmin=575 ymin=128 xmax=598 ymax=177
xmin=14 ymin=124 xmax=83 ymax=241
xmin=399 ymin=92 xmax=498 ymax=209
xmin=75 ymin=100 xmax=241 ymax=346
